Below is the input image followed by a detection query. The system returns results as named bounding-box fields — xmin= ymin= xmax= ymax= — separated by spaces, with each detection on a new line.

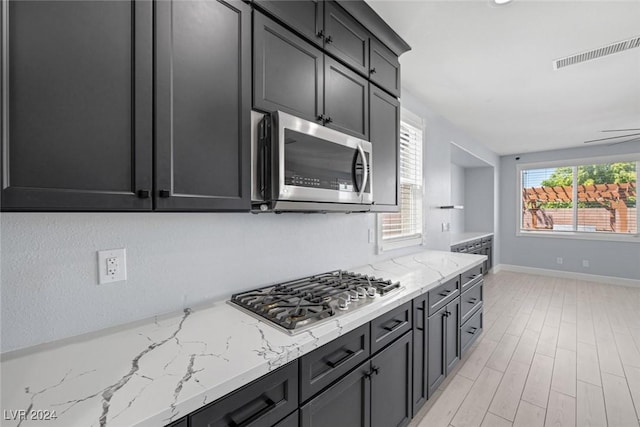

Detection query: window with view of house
xmin=379 ymin=116 xmax=424 ymax=251
xmin=519 ymin=159 xmax=638 ymax=237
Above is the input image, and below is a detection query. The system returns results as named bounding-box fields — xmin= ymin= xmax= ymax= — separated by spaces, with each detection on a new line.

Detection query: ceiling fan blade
xmin=608 ymin=136 xmax=640 ymax=146
xmin=584 ymin=132 xmax=640 ymax=143
xmin=601 ymin=128 xmax=640 ymax=132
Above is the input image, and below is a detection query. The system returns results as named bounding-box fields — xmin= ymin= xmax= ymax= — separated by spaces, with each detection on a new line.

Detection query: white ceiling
xmin=367 ymin=0 xmax=640 ymax=155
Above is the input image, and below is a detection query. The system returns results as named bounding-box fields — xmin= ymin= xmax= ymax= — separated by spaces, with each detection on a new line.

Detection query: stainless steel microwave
xmin=251 ymin=111 xmax=372 ymax=212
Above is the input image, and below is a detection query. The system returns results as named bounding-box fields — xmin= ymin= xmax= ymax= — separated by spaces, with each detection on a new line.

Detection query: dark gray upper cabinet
xmin=370 ymin=38 xmax=401 ymax=97
xmin=1 ymin=0 xmax=153 ymax=211
xmin=369 ymin=84 xmax=400 ymax=211
xmin=324 ymin=1 xmax=369 ymax=76
xmin=155 ymin=0 xmax=251 ymax=211
xmin=370 ymin=331 xmax=412 ymax=427
xmin=324 ymin=57 xmax=368 ymax=139
xmin=253 ymin=11 xmax=323 ymax=124
xmin=253 ymin=0 xmax=324 ymax=47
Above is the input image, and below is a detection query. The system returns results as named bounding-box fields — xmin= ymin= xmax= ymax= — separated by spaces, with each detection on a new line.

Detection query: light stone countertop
xmin=450 ymin=232 xmax=494 ymax=247
xmin=0 ymin=250 xmax=485 ymax=427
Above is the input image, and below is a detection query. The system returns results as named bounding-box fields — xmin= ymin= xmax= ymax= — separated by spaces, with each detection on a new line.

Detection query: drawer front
xmin=370 ymin=301 xmax=412 ymax=354
xmin=461 ymin=264 xmax=484 ymax=293
xmin=461 ymin=308 xmax=483 ymax=356
xmin=461 ymin=280 xmax=483 ymax=324
xmin=428 ymin=276 xmax=460 ymax=316
xmin=190 ymin=360 xmax=298 ymax=427
xmin=299 ymin=323 xmax=370 ymax=403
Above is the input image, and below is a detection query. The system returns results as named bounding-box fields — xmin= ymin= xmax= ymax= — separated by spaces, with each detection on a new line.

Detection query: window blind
xmin=381 ymin=121 xmax=423 ymax=241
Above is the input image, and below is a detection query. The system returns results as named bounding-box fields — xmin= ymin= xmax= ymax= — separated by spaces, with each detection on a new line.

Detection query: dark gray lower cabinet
xmin=2 ymin=0 xmax=153 ymax=211
xmin=371 ymin=331 xmax=412 ymax=427
xmin=427 ymin=298 xmax=460 ymax=398
xmin=275 ymin=410 xmax=300 ymax=427
xmin=369 ymin=84 xmax=400 ymax=211
xmin=189 ymin=361 xmax=298 ymax=427
xmin=412 ymin=294 xmax=428 ymax=416
xmin=155 ymin=0 xmax=251 ymax=211
xmin=300 ymin=361 xmax=371 ymax=427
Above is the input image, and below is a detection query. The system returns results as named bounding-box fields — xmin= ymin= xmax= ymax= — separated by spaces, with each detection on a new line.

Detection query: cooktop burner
xmin=229 ymin=270 xmax=402 ymax=334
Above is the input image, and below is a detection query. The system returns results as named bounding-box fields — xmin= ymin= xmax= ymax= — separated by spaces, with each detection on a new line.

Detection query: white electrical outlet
xmin=556 ymin=257 xmax=563 ymax=264
xmin=582 ymin=260 xmax=590 ymax=268
xmin=441 ymin=222 xmax=451 ymax=232
xmin=98 ymin=248 xmax=127 ymax=284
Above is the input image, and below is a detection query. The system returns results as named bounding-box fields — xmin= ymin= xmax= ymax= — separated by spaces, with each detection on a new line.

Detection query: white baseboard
xmin=495 ymin=264 xmax=640 ymax=288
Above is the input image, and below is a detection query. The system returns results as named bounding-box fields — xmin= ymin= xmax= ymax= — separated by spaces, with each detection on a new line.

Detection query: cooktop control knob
xmin=337 ymin=297 xmax=349 ymax=310
xmin=356 ymin=287 xmax=366 ymax=299
xmin=366 ymin=287 xmax=377 ymax=298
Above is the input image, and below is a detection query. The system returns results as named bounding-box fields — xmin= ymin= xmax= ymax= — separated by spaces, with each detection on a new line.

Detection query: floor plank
xmin=601 ymin=372 xmax=639 ymax=427
xmin=544 ymin=390 xmax=576 ymax=427
xmin=576 ymin=381 xmax=607 ymax=427
xmin=451 ymin=367 xmax=503 ymax=427
xmin=489 ymin=360 xmax=531 ymax=421
xmin=551 ymin=348 xmax=577 ymax=397
xmin=481 ymin=412 xmax=513 ymax=427
xmin=415 ymin=374 xmax=474 ymax=427
xmin=522 ymin=353 xmax=555 ymax=408
xmin=513 ymin=401 xmax=546 ymax=427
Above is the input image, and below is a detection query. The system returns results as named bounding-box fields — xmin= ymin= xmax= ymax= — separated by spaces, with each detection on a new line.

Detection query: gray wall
xmin=499 ymin=142 xmax=640 ymax=280
xmin=465 ymin=167 xmax=495 ymax=232
xmin=450 ymin=163 xmax=466 ymax=233
xmin=401 ymin=91 xmax=500 ymax=254
xmin=0 ymin=90 xmax=500 ymax=353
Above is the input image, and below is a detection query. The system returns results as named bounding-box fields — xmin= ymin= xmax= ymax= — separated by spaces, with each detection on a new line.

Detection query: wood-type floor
xmin=409 ymin=271 xmax=640 ymax=427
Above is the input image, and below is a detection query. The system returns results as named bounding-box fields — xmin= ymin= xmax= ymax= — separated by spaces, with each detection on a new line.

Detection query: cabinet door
xmin=2 ymin=0 xmax=153 ymax=211
xmin=445 ymin=299 xmax=461 ymax=375
xmin=324 ymin=57 xmax=368 ymax=139
xmin=253 ymin=0 xmax=323 ymax=47
xmin=324 ymin=1 xmax=369 ymax=76
xmin=412 ymin=295 xmax=428 ymax=416
xmin=190 ymin=361 xmax=298 ymax=427
xmin=275 ymin=410 xmax=299 ymax=427
xmin=155 ymin=0 xmax=251 ymax=211
xmin=427 ymin=306 xmax=446 ymax=398
xmin=371 ymin=331 xmax=412 ymax=427
xmin=300 ymin=361 xmax=371 ymax=427
xmin=369 ymin=38 xmax=400 ymax=97
xmin=369 ymin=85 xmax=399 ymax=211
xmin=253 ymin=11 xmax=323 ymax=124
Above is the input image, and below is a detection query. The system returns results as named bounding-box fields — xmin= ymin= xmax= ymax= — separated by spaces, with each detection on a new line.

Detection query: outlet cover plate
xmin=98 ymin=248 xmax=127 ymax=284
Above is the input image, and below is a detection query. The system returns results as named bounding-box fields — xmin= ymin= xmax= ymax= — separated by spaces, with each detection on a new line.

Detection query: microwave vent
xmin=553 ymin=35 xmax=640 ymax=70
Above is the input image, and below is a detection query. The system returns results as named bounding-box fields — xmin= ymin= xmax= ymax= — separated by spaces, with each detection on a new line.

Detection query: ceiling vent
xmin=553 ymin=35 xmax=640 ymax=70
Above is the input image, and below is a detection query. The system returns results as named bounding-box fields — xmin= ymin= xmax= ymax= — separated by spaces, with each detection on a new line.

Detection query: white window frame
xmin=516 ymin=153 xmax=640 ymax=243
xmin=377 ymin=109 xmax=425 ymax=253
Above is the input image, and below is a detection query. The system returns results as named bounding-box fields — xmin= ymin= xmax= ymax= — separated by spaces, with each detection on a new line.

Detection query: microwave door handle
xmin=357 ymin=144 xmax=368 ymax=199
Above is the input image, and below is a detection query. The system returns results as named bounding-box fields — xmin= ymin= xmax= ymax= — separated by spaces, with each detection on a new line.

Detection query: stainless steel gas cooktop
xmin=229 ymin=270 xmax=402 ymax=334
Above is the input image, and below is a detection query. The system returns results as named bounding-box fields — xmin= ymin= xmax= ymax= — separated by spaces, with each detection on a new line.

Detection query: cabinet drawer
xmin=369 ymin=38 xmax=400 ymax=97
xmin=461 ymin=264 xmax=483 ymax=293
xmin=299 ymin=323 xmax=370 ymax=402
xmin=428 ymin=276 xmax=460 ymax=316
xmin=370 ymin=301 xmax=412 ymax=354
xmin=461 ymin=280 xmax=483 ymax=324
xmin=190 ymin=360 xmax=298 ymax=427
xmin=461 ymin=308 xmax=483 ymax=356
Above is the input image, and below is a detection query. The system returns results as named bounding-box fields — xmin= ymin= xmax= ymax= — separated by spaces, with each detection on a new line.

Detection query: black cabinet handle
xmin=317 ymin=29 xmax=325 ymax=38
xmin=325 ymin=116 xmax=333 ymax=124
xmin=137 ymin=189 xmax=150 ymax=199
xmin=469 ymin=298 xmax=478 ymax=304
xmin=439 ymin=289 xmax=452 ymax=297
xmin=467 ymin=327 xmax=478 ymax=335
xmin=228 ymin=396 xmax=276 ymax=427
xmin=317 ymin=114 xmax=326 ymax=122
xmin=371 ymin=365 xmax=380 ymax=375
xmin=382 ymin=319 xmax=405 ymax=332
xmin=159 ymin=190 xmax=170 ymax=198
xmin=326 ymin=349 xmax=356 ymax=369
xmin=370 ymin=67 xmax=377 ymax=74
xmin=325 ymin=35 xmax=333 ymax=44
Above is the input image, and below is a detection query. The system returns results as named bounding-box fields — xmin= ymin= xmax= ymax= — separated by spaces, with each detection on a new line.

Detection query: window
xmin=519 ymin=157 xmax=638 ymax=239
xmin=379 ymin=114 xmax=424 ymax=251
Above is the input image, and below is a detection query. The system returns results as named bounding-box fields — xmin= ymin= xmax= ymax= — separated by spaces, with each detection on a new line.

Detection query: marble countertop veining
xmin=450 ymin=232 xmax=494 ymax=247
xmin=0 ymin=250 xmax=485 ymax=427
